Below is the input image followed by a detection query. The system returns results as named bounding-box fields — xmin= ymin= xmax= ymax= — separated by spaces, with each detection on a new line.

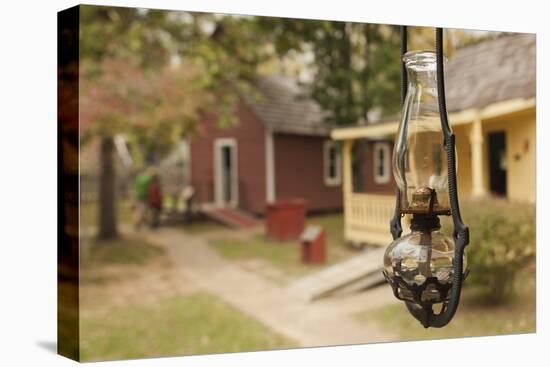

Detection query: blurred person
xmin=133 ymin=169 xmax=152 ymax=230
xmin=181 ymin=185 xmax=196 ymax=222
xmin=148 ymin=174 xmax=163 ymax=228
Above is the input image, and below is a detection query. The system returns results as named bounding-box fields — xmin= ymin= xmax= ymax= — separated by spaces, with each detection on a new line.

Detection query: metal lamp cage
xmin=386 ymin=27 xmax=470 ymax=328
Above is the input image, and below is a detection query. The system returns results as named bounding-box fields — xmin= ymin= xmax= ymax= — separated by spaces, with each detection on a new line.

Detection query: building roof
xmin=446 ymin=33 xmax=536 ymax=112
xmin=248 ymin=75 xmax=331 ymax=136
xmin=250 ymin=34 xmax=535 ymax=137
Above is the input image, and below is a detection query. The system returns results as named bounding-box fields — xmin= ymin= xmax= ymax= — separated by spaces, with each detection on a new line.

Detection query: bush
xmin=441 ymin=198 xmax=535 ymax=303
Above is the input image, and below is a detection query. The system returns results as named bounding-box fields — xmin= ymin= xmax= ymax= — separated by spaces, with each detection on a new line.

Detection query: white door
xmin=214 ymin=138 xmax=238 ymax=207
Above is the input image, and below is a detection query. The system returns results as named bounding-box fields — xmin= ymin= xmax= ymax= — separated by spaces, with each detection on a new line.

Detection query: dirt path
xmin=142 ymin=227 xmax=398 ymax=347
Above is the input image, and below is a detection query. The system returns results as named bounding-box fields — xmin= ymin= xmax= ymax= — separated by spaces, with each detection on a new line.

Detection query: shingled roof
xmin=248 ymin=75 xmax=331 ymax=136
xmin=249 ymin=33 xmax=535 ymax=135
xmin=446 ymin=33 xmax=536 ymax=112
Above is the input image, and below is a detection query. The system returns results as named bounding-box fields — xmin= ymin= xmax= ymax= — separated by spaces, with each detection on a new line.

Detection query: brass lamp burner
xmin=401 ymin=187 xmax=451 ymax=216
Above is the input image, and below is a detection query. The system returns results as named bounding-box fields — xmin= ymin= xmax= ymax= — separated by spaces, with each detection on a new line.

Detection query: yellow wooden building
xmin=331 ymin=33 xmax=536 ymax=246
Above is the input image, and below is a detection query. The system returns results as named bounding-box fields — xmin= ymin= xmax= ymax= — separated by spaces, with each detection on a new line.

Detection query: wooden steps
xmin=202 ymin=206 xmax=262 ymax=229
xmin=287 ymin=247 xmax=386 ymax=302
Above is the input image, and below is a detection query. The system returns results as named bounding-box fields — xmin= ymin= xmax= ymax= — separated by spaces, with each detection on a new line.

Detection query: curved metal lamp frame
xmin=388 ymin=27 xmax=470 ymax=328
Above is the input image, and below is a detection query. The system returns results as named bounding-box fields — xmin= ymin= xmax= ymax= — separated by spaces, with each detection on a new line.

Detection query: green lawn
xmin=355 ymin=269 xmax=536 ymax=340
xmin=308 ymin=213 xmax=346 ymax=249
xmin=79 ymin=235 xmax=295 ymax=361
xmin=208 ymin=213 xmax=356 ymax=279
xmin=80 ymin=292 xmax=296 ymax=361
xmin=80 ymin=236 xmax=168 ymax=287
xmin=82 ymin=236 xmax=166 ymax=268
xmin=80 ymin=199 xmax=134 ymax=228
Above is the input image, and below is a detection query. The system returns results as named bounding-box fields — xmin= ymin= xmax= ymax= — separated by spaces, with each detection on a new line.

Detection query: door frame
xmin=213 ymin=138 xmax=239 ymax=207
xmin=487 ymin=130 xmax=507 ymax=197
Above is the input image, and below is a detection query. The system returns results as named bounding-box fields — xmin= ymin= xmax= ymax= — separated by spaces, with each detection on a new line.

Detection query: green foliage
xmin=441 ymin=199 xmax=536 ymax=303
xmin=78 ymin=6 xmax=272 ymax=233
xmin=79 ymin=5 xmax=271 ymax=162
xmin=258 ymin=19 xmax=402 ymax=124
xmin=80 ymin=293 xmax=295 ymax=361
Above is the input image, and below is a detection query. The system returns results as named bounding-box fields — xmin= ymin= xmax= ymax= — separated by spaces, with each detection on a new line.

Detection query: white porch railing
xmin=344 ymin=193 xmax=396 ymax=246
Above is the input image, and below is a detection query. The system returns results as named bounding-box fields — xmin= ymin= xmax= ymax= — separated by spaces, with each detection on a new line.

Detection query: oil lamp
xmin=383 ymin=27 xmax=470 ymax=328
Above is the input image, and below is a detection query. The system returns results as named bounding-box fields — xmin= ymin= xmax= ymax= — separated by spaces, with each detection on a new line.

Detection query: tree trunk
xmin=350 ymin=24 xmax=371 ymax=193
xmin=98 ymin=136 xmax=118 ymax=240
xmin=363 ymin=24 xmax=372 ymax=123
xmin=341 ymin=22 xmax=354 ymax=124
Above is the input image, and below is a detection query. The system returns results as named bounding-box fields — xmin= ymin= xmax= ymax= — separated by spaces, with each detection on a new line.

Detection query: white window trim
xmin=213 ymin=138 xmax=239 ymax=207
xmin=373 ymin=142 xmax=391 ymax=184
xmin=323 ymin=141 xmax=342 ymax=186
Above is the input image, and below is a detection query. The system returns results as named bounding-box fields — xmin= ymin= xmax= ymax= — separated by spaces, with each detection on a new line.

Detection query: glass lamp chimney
xmin=393 ymin=51 xmax=451 ymax=215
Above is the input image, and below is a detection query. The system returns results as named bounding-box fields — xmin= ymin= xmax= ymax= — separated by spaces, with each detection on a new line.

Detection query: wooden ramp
xmin=202 ymin=206 xmax=262 ymax=229
xmin=287 ymin=247 xmax=386 ymax=302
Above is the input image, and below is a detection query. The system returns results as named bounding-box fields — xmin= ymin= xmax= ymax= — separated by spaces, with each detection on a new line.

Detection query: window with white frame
xmin=373 ymin=142 xmax=391 ymax=184
xmin=324 ymin=141 xmax=342 ymax=186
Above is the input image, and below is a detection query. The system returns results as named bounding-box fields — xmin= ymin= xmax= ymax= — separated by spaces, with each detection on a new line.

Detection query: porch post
xmin=470 ymin=116 xmax=486 ymax=197
xmin=342 ymin=139 xmax=353 ymax=238
xmin=342 ymin=140 xmax=353 ymax=196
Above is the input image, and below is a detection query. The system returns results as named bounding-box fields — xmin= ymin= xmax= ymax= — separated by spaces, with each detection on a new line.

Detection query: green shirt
xmin=134 ymin=173 xmax=152 ymax=201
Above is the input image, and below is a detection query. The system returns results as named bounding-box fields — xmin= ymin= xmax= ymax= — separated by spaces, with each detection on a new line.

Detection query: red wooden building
xmin=189 ymin=75 xmax=344 ymax=216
